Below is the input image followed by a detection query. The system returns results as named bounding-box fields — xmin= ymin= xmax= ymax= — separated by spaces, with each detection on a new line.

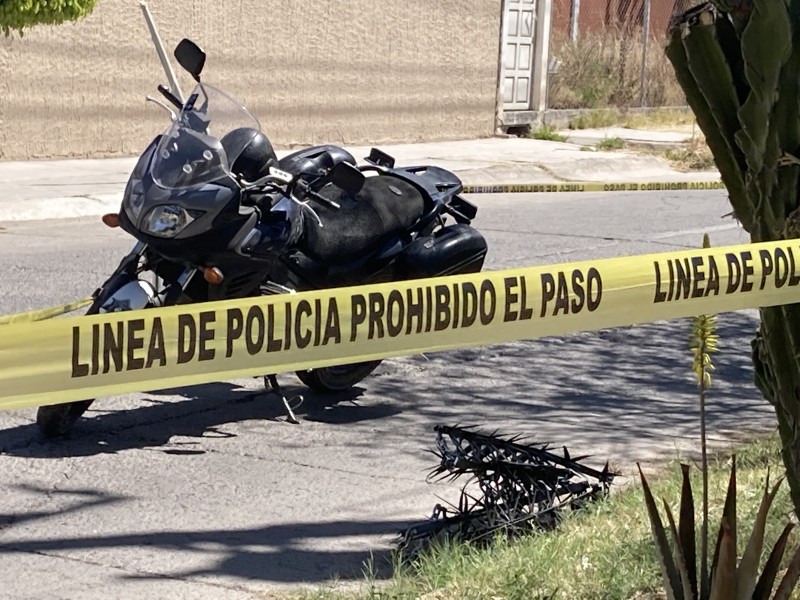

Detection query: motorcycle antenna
xmin=139 ymin=1 xmax=185 ymax=105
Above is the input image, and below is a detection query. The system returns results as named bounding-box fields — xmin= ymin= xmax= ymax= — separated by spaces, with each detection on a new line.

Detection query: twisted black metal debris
xmin=397 ymin=425 xmax=617 ymax=560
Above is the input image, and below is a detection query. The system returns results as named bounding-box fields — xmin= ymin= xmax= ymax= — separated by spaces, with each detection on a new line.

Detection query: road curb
xmin=0 ymin=194 xmax=122 ymax=222
xmin=463 ymin=180 xmax=725 ymax=194
xmin=0 ymin=176 xmax=725 ymax=221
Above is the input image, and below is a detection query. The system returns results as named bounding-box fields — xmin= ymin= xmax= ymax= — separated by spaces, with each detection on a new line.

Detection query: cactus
xmin=667 ymin=1 xmax=800 ymax=516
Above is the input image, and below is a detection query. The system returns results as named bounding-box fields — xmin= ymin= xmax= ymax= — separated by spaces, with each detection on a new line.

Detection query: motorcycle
xmin=36 ymin=38 xmax=488 ymax=437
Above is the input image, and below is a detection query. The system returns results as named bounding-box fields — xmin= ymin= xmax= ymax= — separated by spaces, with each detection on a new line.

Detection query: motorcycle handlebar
xmin=293 ymin=180 xmax=340 ymax=211
xmin=242 ymin=173 xmax=341 ymax=211
xmin=304 ymin=189 xmax=341 ymax=211
xmin=158 ymin=85 xmax=183 ymax=110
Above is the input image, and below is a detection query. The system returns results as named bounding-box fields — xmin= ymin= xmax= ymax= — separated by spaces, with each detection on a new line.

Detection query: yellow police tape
xmin=462 ymin=180 xmax=726 ymax=194
xmin=0 ymin=239 xmax=797 ymax=411
xmin=0 ymin=298 xmax=93 ymax=326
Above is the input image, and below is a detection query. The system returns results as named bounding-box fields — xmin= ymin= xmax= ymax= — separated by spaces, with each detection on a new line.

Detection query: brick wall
xmin=551 ymin=0 xmax=688 ymax=38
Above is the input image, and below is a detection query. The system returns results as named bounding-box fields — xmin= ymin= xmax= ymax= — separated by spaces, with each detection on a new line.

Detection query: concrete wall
xmin=0 ymin=0 xmax=501 ymax=160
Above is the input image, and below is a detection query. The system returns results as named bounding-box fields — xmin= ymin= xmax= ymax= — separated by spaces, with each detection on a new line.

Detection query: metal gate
xmin=502 ymin=0 xmax=537 ymax=110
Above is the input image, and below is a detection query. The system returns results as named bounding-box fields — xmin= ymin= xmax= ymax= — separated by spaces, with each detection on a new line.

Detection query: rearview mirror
xmin=329 ymin=162 xmax=365 ymax=196
xmin=366 ymin=148 xmax=395 ymax=169
xmin=174 ymin=39 xmax=206 ymax=81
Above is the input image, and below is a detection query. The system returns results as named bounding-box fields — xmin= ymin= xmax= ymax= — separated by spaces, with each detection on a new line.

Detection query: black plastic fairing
xmin=278 ymin=145 xmax=357 ymax=187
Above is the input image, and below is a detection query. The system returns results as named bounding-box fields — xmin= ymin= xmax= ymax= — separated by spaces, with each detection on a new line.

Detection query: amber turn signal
xmin=101 ymin=213 xmax=121 ymax=228
xmin=203 ymin=267 xmax=225 ymax=285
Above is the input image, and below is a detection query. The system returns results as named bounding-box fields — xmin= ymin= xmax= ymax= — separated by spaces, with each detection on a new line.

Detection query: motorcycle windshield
xmin=151 ymin=83 xmax=261 ymax=189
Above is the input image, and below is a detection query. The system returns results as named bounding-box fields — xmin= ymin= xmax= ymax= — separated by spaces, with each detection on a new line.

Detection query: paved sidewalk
xmin=0 ymin=130 xmax=720 ymax=222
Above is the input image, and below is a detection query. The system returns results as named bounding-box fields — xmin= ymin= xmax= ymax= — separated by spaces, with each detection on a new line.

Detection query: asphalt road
xmin=0 ymin=190 xmax=773 ymax=599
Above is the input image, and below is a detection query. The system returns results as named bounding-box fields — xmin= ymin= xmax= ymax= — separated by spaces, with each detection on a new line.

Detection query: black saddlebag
xmin=397 ymin=224 xmax=487 ymax=278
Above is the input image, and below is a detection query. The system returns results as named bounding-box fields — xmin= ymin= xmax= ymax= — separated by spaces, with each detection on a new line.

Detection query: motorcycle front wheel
xmin=295 ymin=360 xmax=382 ymax=392
xmin=36 ymin=301 xmax=100 ymax=438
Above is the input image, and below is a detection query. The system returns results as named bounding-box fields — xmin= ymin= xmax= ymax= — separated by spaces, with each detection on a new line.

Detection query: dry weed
xmin=548 ymin=27 xmax=686 ymax=110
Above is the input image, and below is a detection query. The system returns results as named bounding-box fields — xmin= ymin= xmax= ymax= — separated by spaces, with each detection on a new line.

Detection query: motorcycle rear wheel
xmin=295 ymin=360 xmax=382 ymax=392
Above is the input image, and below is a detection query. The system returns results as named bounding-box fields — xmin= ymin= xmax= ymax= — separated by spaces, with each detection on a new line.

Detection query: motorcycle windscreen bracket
xmin=268 ymin=166 xmax=293 ymax=184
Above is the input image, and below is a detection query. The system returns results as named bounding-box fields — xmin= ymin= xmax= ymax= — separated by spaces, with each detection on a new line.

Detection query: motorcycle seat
xmin=300 ymin=175 xmax=425 ymax=265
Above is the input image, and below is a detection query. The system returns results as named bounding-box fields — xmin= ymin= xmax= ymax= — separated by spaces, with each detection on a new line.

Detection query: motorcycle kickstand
xmin=264 ymin=375 xmax=302 ymax=424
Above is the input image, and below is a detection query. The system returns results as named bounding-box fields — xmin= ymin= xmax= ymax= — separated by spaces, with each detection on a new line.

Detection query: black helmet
xmin=221 ymin=127 xmax=277 ymax=182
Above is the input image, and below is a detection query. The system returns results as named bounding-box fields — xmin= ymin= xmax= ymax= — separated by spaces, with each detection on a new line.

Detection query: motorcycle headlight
xmin=123 ymin=177 xmax=146 ymax=221
xmin=143 ymin=205 xmax=201 ymax=238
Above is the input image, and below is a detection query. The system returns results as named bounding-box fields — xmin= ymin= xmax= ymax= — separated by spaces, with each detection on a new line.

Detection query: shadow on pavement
xmin=0 ymin=380 xmax=401 ymax=459
xmin=0 ymin=510 xmax=404 ymax=583
xmin=0 ymin=485 xmax=128 ymax=529
xmin=359 ymin=310 xmax=776 ymax=464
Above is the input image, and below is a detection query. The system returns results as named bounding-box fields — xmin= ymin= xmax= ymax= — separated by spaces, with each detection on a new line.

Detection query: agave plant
xmin=639 ymin=460 xmax=800 ymax=600
xmin=639 ymin=234 xmax=800 ymax=599
xmin=639 ymin=232 xmax=800 ymax=599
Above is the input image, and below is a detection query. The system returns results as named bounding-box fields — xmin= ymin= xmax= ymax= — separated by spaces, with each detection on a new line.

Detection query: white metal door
xmin=502 ymin=0 xmax=536 ymax=110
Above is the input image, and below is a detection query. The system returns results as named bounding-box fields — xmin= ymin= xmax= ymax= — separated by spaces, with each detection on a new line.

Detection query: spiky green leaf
xmin=773 ymin=540 xmax=800 ymax=600
xmin=639 ymin=464 xmax=684 ymax=600
xmin=663 ymin=498 xmax=694 ymax=600
xmin=711 ymin=457 xmax=737 ymax=584
xmin=709 ymin=517 xmax=737 ymax=600
xmin=736 ymin=472 xmax=783 ymax=600
xmin=678 ymin=464 xmax=698 ymax=598
xmin=752 ymin=522 xmax=794 ymax=600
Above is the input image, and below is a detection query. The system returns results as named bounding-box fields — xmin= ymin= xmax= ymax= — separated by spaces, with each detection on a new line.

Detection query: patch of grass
xmin=528 ymin=124 xmax=568 ymax=142
xmin=296 ymin=434 xmax=795 ymax=600
xmin=568 ymin=109 xmax=621 ymax=130
xmin=663 ymin=136 xmax=716 ymax=171
xmin=566 ymin=109 xmax=696 ymax=134
xmin=596 ymin=137 xmax=626 ymax=151
xmin=622 ymin=109 xmax=695 ymax=131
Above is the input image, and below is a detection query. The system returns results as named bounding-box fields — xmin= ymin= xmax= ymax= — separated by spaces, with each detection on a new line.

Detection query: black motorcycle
xmin=36 ymin=39 xmax=488 ymax=437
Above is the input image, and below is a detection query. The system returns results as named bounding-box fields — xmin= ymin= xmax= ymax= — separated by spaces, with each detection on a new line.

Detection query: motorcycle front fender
xmin=89 ymin=243 xmax=159 ymax=314
xmin=95 ymin=280 xmax=158 ymax=313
